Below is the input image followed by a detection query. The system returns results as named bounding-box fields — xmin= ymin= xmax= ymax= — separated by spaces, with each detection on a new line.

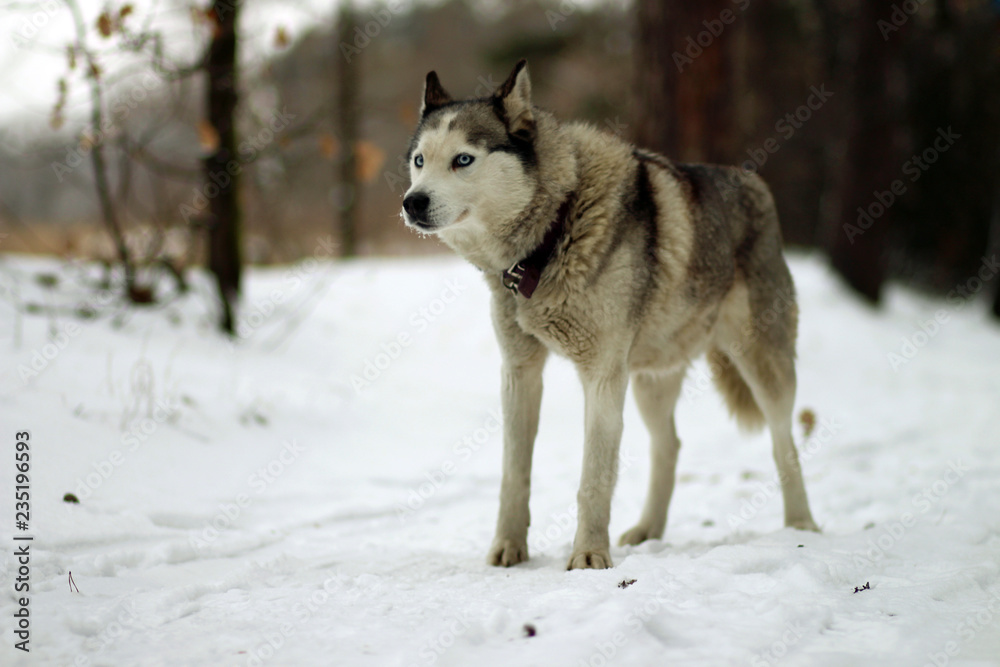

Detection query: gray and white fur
xmin=402 ymin=60 xmax=819 ymax=570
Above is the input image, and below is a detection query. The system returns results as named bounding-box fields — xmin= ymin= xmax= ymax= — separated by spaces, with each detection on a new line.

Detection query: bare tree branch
xmin=63 ymin=0 xmax=136 ymax=298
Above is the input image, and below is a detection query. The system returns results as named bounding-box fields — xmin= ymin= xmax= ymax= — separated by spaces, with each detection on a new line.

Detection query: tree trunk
xmin=205 ymin=0 xmax=242 ymax=334
xmin=993 ymin=199 xmax=1000 ymax=320
xmin=993 ymin=277 xmax=1000 ymax=320
xmin=336 ymin=0 xmax=359 ymax=257
xmin=827 ymin=0 xmax=898 ymax=305
xmin=633 ymin=0 xmax=735 ymax=163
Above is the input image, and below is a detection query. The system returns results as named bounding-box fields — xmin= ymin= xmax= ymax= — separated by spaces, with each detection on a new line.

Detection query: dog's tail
xmin=707 ymin=349 xmax=766 ymax=433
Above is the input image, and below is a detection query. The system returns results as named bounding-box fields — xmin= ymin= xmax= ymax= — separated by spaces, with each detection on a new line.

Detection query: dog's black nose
xmin=403 ymin=192 xmax=430 ymax=224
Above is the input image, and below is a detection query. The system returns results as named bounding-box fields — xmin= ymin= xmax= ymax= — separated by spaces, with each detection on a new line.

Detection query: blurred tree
xmin=204 ymin=0 xmax=243 ymax=334
xmin=994 ymin=264 xmax=1000 ymax=320
xmin=633 ymin=0 xmax=735 ymax=163
xmin=827 ymin=0 xmax=900 ymax=304
xmin=65 ymin=0 xmax=137 ymax=301
xmin=895 ymin=5 xmax=1000 ymax=306
xmin=336 ymin=0 xmax=359 ymax=257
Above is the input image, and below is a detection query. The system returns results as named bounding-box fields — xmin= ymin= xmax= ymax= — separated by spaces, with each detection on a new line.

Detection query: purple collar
xmin=501 ymin=199 xmax=571 ymax=298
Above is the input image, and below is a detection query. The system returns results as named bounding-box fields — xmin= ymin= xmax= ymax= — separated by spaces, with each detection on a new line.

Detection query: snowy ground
xmin=1 ymin=249 xmax=999 ymax=667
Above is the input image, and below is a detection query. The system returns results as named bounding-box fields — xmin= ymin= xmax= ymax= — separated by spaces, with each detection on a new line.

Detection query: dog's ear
xmin=420 ymin=71 xmax=452 ymax=117
xmin=494 ymin=59 xmax=535 ymax=141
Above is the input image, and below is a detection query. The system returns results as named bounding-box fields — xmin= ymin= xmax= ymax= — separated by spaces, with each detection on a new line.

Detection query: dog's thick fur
xmin=401 ymin=60 xmax=819 ymax=570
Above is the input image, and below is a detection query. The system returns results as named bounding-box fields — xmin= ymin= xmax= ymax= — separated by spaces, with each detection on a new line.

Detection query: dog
xmin=401 ymin=59 xmax=819 ymax=570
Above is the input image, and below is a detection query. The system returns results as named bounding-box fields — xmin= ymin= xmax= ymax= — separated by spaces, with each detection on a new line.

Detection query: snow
xmin=1 ymin=250 xmax=999 ymax=667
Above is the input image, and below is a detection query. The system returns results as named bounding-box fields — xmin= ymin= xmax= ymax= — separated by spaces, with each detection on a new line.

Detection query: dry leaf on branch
xmin=97 ymin=12 xmax=113 ymax=38
xmin=197 ymin=120 xmax=220 ymax=154
xmin=274 ymin=26 xmax=289 ymax=49
xmin=354 ymin=140 xmax=385 ymax=183
xmin=319 ymin=133 xmax=340 ymax=159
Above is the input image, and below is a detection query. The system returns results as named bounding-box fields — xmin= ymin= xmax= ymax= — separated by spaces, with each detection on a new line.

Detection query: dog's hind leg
xmin=726 ymin=346 xmax=818 ymax=532
xmin=619 ymin=370 xmax=684 ymax=546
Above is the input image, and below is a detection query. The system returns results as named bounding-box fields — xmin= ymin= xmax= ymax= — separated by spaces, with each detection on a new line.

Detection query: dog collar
xmin=501 ymin=199 xmax=571 ymax=298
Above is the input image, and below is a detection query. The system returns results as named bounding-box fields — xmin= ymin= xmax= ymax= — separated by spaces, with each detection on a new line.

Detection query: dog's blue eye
xmin=453 ymin=153 xmax=474 ymax=168
xmin=414 ymin=154 xmax=424 ymax=168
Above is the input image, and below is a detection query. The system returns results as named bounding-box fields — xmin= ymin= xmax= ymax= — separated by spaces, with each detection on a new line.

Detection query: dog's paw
xmin=618 ymin=525 xmax=658 ymax=547
xmin=566 ymin=549 xmax=613 ymax=570
xmin=487 ymin=539 xmax=528 ymax=567
xmin=787 ymin=517 xmax=820 ymax=532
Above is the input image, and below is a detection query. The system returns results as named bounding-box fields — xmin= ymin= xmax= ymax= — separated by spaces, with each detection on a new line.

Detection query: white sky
xmin=0 ymin=0 xmax=344 ymax=132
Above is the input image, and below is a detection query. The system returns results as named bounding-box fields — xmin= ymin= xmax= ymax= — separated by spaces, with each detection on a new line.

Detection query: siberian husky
xmin=401 ymin=60 xmax=819 ymax=570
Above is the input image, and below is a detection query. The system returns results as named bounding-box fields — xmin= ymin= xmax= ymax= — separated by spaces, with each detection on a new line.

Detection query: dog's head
xmin=401 ymin=60 xmax=538 ymax=240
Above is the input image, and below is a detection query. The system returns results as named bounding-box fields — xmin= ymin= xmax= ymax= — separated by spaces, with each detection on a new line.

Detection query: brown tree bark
xmin=827 ymin=0 xmax=899 ymax=305
xmin=633 ymin=0 xmax=735 ymax=164
xmin=336 ymin=0 xmax=359 ymax=257
xmin=204 ymin=0 xmax=243 ymax=334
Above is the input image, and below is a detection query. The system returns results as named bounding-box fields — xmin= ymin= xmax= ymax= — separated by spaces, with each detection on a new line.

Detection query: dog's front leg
xmin=488 ymin=295 xmax=548 ymax=567
xmin=568 ymin=362 xmax=629 ymax=570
